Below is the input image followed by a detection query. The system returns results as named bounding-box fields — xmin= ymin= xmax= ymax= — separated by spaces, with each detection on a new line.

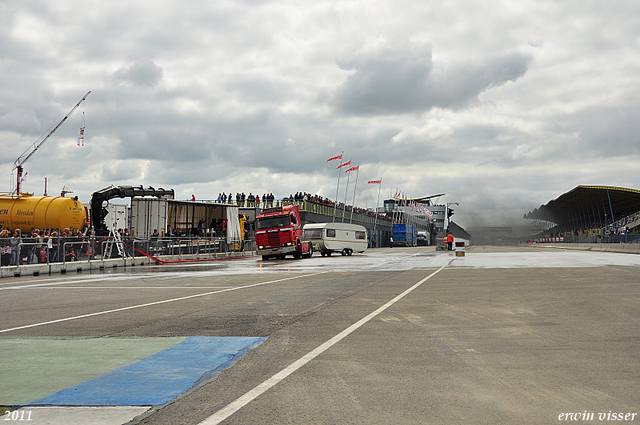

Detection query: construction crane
xmin=13 ymin=91 xmax=91 ymax=196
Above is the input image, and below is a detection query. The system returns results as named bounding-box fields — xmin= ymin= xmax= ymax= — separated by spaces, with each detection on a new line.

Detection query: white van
xmin=302 ymin=223 xmax=368 ymax=256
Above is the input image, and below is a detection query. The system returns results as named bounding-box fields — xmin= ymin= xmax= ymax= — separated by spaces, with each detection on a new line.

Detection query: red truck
xmin=255 ymin=205 xmax=313 ymax=260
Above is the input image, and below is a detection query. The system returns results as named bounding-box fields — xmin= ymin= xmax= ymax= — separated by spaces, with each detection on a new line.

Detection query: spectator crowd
xmin=0 ymin=226 xmax=87 ymax=266
xmin=213 ymin=191 xmax=392 ymax=222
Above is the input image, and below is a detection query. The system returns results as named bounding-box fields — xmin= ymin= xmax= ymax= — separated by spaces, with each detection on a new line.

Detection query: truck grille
xmin=267 ymin=232 xmax=281 ymax=247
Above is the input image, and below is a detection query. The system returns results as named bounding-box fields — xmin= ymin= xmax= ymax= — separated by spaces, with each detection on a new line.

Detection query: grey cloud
xmin=552 ymin=105 xmax=640 ymax=155
xmin=100 ymin=161 xmax=142 ymax=182
xmin=0 ymin=109 xmax=40 ymax=133
xmin=116 ymin=125 xmax=215 ymax=163
xmin=333 ymin=51 xmax=531 ymax=115
xmin=110 ymin=60 xmax=164 ymax=88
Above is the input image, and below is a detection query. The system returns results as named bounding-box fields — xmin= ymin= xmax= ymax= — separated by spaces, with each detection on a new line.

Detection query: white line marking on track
xmin=0 ymin=272 xmax=328 ymax=334
xmin=0 ymin=275 xmax=123 ymax=287
xmin=28 ymin=286 xmax=232 ymax=290
xmin=198 ymin=260 xmax=454 ymax=425
xmin=0 ymin=270 xmax=260 ymax=290
xmin=0 ymin=274 xmax=154 ymax=290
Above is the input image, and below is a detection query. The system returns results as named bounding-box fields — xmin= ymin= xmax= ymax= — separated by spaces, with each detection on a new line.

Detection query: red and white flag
xmin=368 ymin=179 xmax=381 ymax=184
xmin=77 ymin=127 xmax=85 ymax=147
xmin=337 ymin=159 xmax=351 ymax=168
xmin=344 ymin=165 xmax=359 ymax=173
xmin=327 ymin=154 xmax=343 ymax=162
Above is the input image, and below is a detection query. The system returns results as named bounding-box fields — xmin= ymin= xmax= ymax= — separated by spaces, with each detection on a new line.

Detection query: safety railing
xmin=0 ymin=235 xmax=256 ymax=268
xmin=534 ymin=233 xmax=640 ymax=244
xmin=600 ymin=233 xmax=640 ymax=244
xmin=231 ymin=199 xmax=394 ymax=226
xmin=0 ymin=240 xmax=93 ymax=267
xmin=127 ymin=236 xmax=253 ymax=261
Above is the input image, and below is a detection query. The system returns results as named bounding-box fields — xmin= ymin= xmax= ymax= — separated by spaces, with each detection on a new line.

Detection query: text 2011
xmin=3 ymin=411 xmax=32 ymax=421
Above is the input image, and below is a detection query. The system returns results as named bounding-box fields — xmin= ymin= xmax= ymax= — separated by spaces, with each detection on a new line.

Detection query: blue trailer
xmin=392 ymin=224 xmax=417 ymax=247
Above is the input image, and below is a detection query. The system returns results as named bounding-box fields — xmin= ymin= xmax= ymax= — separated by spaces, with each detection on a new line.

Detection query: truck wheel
xmin=293 ymin=241 xmax=302 ymax=259
xmin=262 ymin=255 xmax=271 ymax=260
xmin=304 ymin=243 xmax=313 ymax=258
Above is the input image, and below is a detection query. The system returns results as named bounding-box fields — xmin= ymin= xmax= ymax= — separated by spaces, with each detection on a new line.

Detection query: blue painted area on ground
xmin=27 ymin=336 xmax=266 ymax=406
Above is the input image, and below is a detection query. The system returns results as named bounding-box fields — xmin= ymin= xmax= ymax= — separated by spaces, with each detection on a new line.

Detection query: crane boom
xmin=90 ymin=185 xmax=175 ymax=236
xmin=14 ymin=91 xmax=91 ymax=195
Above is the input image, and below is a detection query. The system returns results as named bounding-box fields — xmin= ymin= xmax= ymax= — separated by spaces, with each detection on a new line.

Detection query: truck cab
xmin=255 ymin=205 xmax=313 ymax=260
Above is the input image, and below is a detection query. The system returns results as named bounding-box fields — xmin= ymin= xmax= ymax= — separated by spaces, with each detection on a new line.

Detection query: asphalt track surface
xmin=1 ymin=245 xmax=639 ymax=424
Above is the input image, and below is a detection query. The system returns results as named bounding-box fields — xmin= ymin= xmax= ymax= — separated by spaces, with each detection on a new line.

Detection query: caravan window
xmin=326 ymin=229 xmax=336 ymax=237
xmin=304 ymin=229 xmax=322 ymax=239
xmin=355 ymin=231 xmax=366 ymax=240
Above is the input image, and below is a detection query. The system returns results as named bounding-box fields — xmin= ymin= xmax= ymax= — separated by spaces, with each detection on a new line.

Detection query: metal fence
xmin=0 ymin=235 xmax=255 ymax=267
xmin=217 ymin=199 xmax=394 ymax=226
xmin=125 ymin=236 xmax=254 ymax=261
xmin=600 ymin=233 xmax=640 ymax=244
xmin=539 ymin=233 xmax=640 ymax=244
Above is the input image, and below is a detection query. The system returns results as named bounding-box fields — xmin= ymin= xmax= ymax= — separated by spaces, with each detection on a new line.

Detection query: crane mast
xmin=13 ymin=91 xmax=91 ymax=196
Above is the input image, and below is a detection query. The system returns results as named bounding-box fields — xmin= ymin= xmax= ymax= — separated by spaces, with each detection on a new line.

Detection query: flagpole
xmin=332 ymin=151 xmax=343 ymax=223
xmin=342 ymin=161 xmax=351 ymax=223
xmin=393 ymin=189 xmax=399 ymax=224
xmin=372 ymin=178 xmax=382 ymax=247
xmin=350 ymin=164 xmax=360 ymax=223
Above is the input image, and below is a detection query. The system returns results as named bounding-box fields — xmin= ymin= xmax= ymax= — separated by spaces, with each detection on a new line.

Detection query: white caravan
xmin=302 ymin=222 xmax=368 ymax=256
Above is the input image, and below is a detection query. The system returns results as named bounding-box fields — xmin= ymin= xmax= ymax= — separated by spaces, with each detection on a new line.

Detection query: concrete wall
xmin=534 ymin=243 xmax=640 ymax=255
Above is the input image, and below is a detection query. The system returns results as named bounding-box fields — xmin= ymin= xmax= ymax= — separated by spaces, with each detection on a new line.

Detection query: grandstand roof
xmin=524 ymin=185 xmax=640 ymax=226
xmin=410 ymin=194 xmax=446 ymax=202
xmin=385 ymin=194 xmax=446 ymax=204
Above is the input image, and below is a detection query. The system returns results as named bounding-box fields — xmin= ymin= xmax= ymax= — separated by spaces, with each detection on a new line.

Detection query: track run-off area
xmin=1 ymin=245 xmax=639 ymax=424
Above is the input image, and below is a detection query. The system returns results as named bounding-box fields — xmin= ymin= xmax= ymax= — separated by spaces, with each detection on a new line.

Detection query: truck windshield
xmin=256 ymin=215 xmax=290 ymax=230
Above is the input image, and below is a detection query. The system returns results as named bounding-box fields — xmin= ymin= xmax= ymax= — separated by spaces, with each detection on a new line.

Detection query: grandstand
xmin=523 ymin=186 xmax=640 ymax=243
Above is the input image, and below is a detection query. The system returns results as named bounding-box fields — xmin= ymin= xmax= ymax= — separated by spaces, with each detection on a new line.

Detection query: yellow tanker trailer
xmin=0 ymin=194 xmax=86 ymax=233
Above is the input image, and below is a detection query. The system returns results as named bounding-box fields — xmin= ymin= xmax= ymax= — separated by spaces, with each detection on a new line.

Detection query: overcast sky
xmin=1 ymin=0 xmax=639 ymax=227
